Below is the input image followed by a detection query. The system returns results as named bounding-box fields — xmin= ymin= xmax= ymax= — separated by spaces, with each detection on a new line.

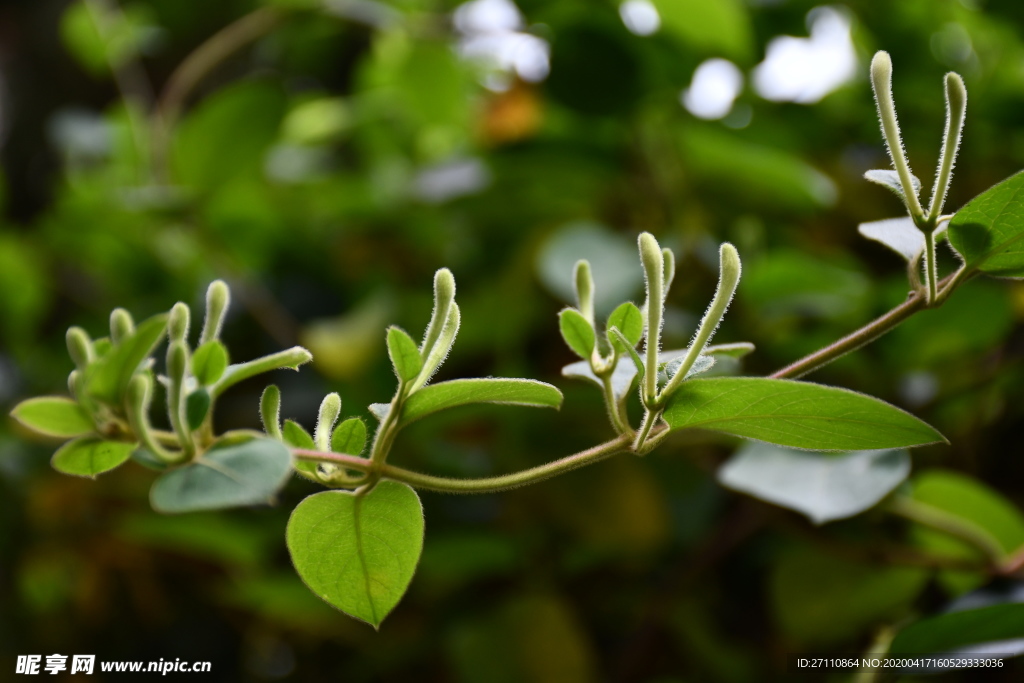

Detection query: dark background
xmin=2 ymin=0 xmax=1024 ymax=680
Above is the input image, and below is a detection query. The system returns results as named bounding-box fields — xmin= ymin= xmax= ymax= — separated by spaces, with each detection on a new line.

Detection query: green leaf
xmin=948 ymin=171 xmax=1024 ymax=277
xmin=563 ymin=343 xmax=754 ymax=403
xmin=10 ymin=397 xmax=94 ymax=438
xmin=51 ymin=437 xmax=134 ymax=478
xmin=718 ymin=443 xmax=911 ymax=524
xmin=282 ymin=420 xmax=315 ymax=450
xmin=606 ymin=302 xmax=643 ymax=352
xmin=192 ymin=341 xmax=229 ymax=385
xmin=771 ymin=545 xmax=927 ymax=646
xmin=387 ymin=326 xmax=422 ymax=383
xmin=84 ymin=313 xmax=168 ymax=405
xmin=331 ymin=418 xmax=367 ymax=455
xmin=663 ymin=377 xmax=945 ymax=450
xmin=286 ymin=481 xmax=424 ymax=628
xmin=908 ymin=470 xmax=1024 ymax=594
xmin=559 ymin=308 xmax=595 ymax=359
xmin=400 ymin=378 xmax=563 ymax=427
xmin=652 ymin=0 xmax=753 ymax=61
xmin=131 ymin=447 xmax=169 ymax=471
xmin=150 ymin=437 xmax=292 ymax=513
xmin=891 ymin=603 xmax=1024 ymax=656
xmin=185 ymin=389 xmax=211 ymax=430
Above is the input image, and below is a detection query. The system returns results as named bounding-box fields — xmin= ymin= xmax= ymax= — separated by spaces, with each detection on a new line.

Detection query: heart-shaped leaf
xmin=718 ymin=443 xmax=911 ymax=524
xmin=52 ymin=437 xmax=134 ymax=477
xmin=11 ymin=397 xmax=94 ymax=438
xmin=150 ymin=437 xmax=292 ymax=513
xmin=663 ymin=377 xmax=945 ymax=450
xmin=286 ymin=481 xmax=424 ymax=628
xmin=948 ymin=170 xmax=1024 ymax=277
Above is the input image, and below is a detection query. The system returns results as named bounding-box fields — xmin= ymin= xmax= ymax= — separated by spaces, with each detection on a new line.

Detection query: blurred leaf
xmin=606 ymin=302 xmax=643 ymax=351
xmin=192 ymin=341 xmax=229 ymax=386
xmin=771 ymin=545 xmax=927 ymax=646
xmin=448 ymin=594 xmax=598 ymax=683
xmin=173 ymin=80 xmax=286 ymax=190
xmin=283 ymin=420 xmax=314 ymax=449
xmin=718 ymin=443 xmax=911 ymax=524
xmin=150 ymin=437 xmax=292 ymax=513
xmin=117 ymin=513 xmax=275 ymax=568
xmin=558 ymin=308 xmax=595 ymax=358
xmin=418 ymin=532 xmax=521 ymax=589
xmin=400 ymin=378 xmax=563 ymax=427
xmin=0 ymin=233 xmax=49 ymax=343
xmin=664 ymin=377 xmax=944 ymax=450
xmin=891 ymin=603 xmax=1024 ymax=657
xmin=331 ymin=417 xmax=366 ymax=455
xmin=10 ymin=397 xmax=93 ymax=438
xmin=185 ymin=388 xmax=210 ymax=430
xmin=60 ymin=0 xmax=158 ymax=76
xmin=282 ymin=96 xmax=351 ymax=144
xmin=908 ymin=470 xmax=1024 ymax=594
xmin=286 ymin=481 xmax=424 ymax=627
xmin=680 ymin=127 xmax=837 ymax=211
xmin=653 ymin=0 xmax=753 ymax=61
xmin=301 ymin=295 xmax=390 ymax=381
xmin=387 ymin=325 xmax=422 ymax=382
xmin=51 ymin=437 xmax=133 ymax=477
xmin=537 ymin=222 xmax=643 ymax=315
xmin=83 ymin=313 xmax=168 ymax=405
xmin=743 ymin=250 xmax=869 ymax=319
xmin=948 ymin=170 xmax=1024 ymax=277
xmin=884 ymin=281 xmax=1013 ymax=368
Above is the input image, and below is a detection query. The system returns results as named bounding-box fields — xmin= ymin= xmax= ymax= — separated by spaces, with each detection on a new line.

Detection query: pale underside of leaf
xmin=562 ymin=343 xmax=754 ymax=402
xmin=865 ymin=169 xmax=922 ymax=201
xmin=718 ymin=442 xmax=910 ymax=524
xmin=858 ymin=217 xmax=949 ymax=261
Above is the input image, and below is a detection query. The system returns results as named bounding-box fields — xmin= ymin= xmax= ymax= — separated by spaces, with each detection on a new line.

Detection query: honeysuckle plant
xmin=11 ymin=51 xmax=1024 ymax=663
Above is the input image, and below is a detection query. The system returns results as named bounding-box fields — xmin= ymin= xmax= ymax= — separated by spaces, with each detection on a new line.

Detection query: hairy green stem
xmin=211 ymin=347 xmax=312 ymax=398
xmin=889 ymin=496 xmax=1006 ymax=568
xmin=871 ymin=52 xmax=925 ymax=221
xmin=923 ymin=229 xmax=938 ymax=304
xmin=600 ymin=371 xmax=631 ymax=435
xmin=928 ymin=73 xmax=967 ymax=222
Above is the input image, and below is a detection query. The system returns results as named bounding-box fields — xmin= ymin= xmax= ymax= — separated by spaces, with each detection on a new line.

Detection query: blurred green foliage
xmin=4 ymin=0 xmax=1024 ymax=680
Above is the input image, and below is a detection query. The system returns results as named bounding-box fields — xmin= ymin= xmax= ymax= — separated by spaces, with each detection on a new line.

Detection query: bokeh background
xmin=2 ymin=0 xmax=1024 ymax=680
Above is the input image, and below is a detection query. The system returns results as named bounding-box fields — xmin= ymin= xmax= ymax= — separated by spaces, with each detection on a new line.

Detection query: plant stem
xmin=923 ymin=229 xmax=938 ymax=304
xmin=770 ymin=270 xmax=966 ymax=379
xmin=152 ymin=6 xmax=288 ymax=180
xmin=889 ymin=496 xmax=1006 ymax=569
xmin=600 ymin=371 xmax=631 ymax=435
xmin=853 ymin=626 xmax=896 ymax=683
xmin=292 ymin=433 xmax=635 ymax=494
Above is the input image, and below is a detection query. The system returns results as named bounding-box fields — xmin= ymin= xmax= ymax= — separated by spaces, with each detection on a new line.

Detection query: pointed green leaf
xmin=84 ymin=313 xmax=168 ymax=404
xmin=663 ymin=377 xmax=945 ymax=450
xmin=186 ymin=389 xmax=211 ymax=430
xmin=387 ymin=326 xmax=422 ymax=383
xmin=282 ymin=420 xmax=315 ymax=450
xmin=719 ymin=443 xmax=911 ymax=524
xmin=606 ymin=302 xmax=643 ymax=352
xmin=331 ymin=418 xmax=367 ymax=455
xmin=192 ymin=341 xmax=229 ymax=385
xmin=948 ymin=171 xmax=1024 ymax=277
xmin=11 ymin=397 xmax=94 ymax=438
xmin=558 ymin=308 xmax=595 ymax=359
xmin=891 ymin=603 xmax=1024 ymax=657
xmin=286 ymin=481 xmax=424 ymax=628
xmin=399 ymin=378 xmax=563 ymax=427
xmin=52 ymin=437 xmax=134 ymax=478
xmin=150 ymin=437 xmax=292 ymax=513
